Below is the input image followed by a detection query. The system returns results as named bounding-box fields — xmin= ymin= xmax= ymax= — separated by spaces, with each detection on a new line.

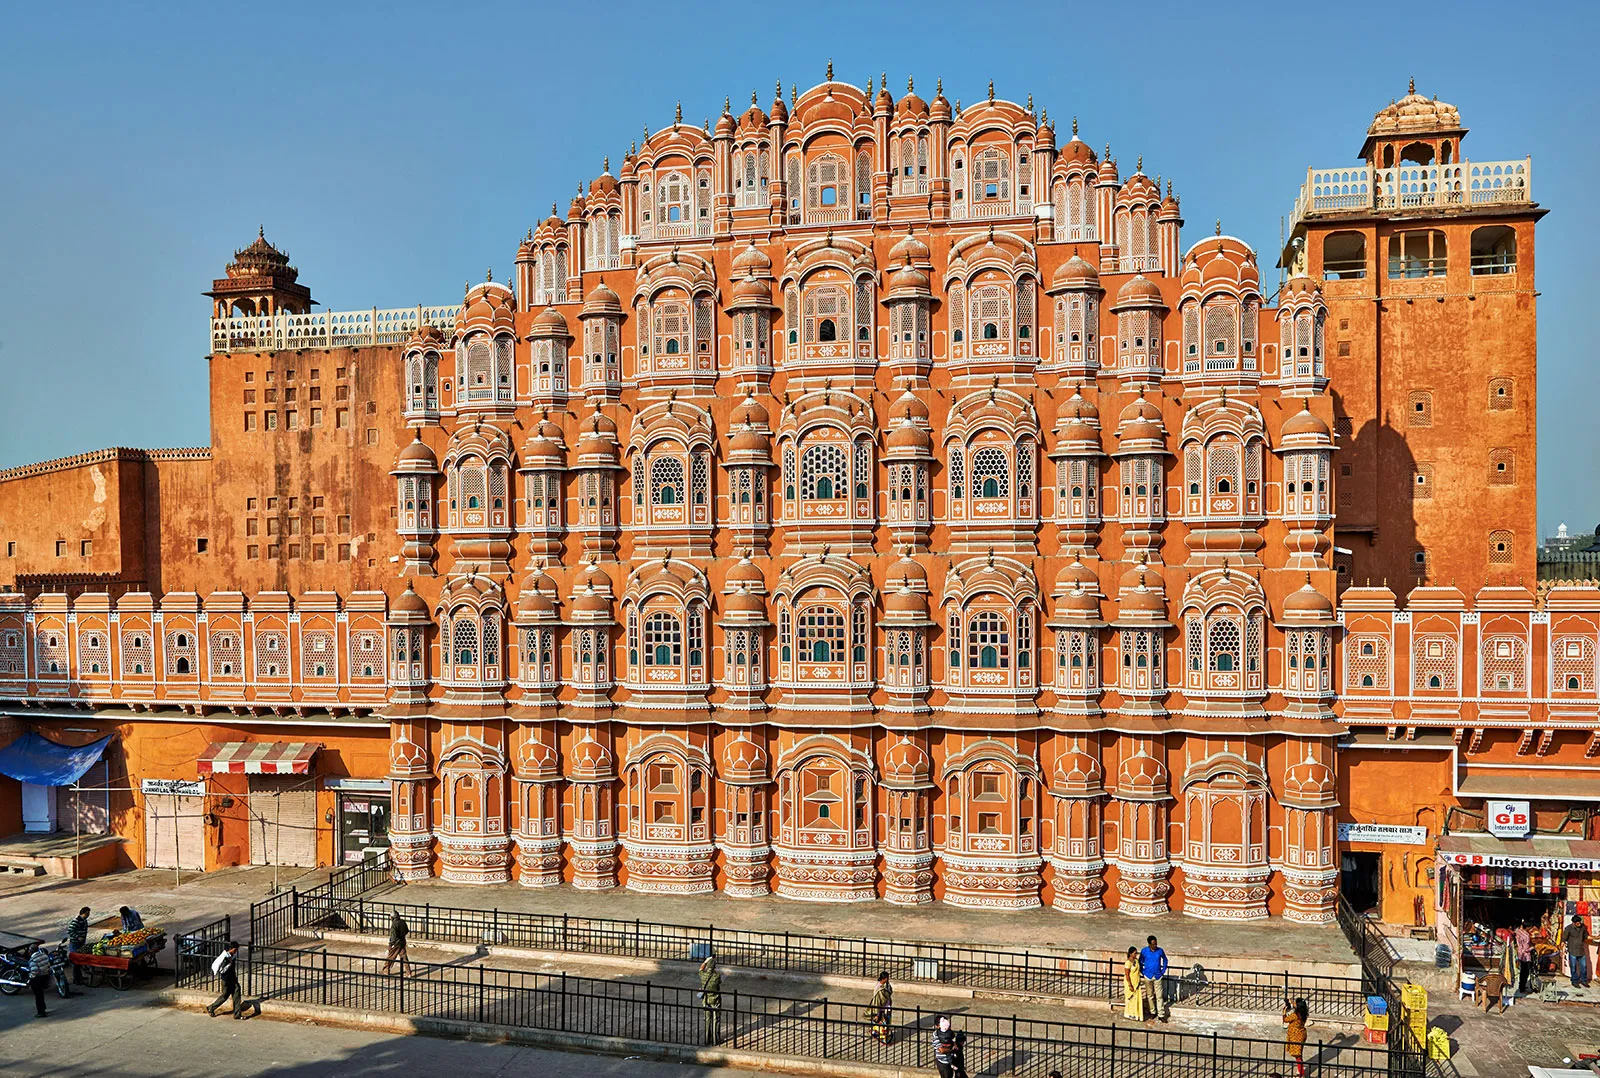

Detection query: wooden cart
xmin=70 ymin=931 xmax=166 ymax=990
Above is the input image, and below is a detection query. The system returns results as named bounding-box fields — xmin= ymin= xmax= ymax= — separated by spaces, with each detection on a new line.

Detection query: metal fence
xmin=237 ymin=944 xmax=1402 ymax=1078
xmin=266 ymin=889 xmax=1366 ymax=1019
xmin=1334 ymin=898 xmax=1425 ymax=1077
xmin=174 ymin=914 xmax=232 ymax=989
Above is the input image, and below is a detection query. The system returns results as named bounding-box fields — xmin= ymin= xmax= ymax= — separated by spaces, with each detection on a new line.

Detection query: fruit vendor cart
xmin=70 ymin=928 xmax=166 ymax=990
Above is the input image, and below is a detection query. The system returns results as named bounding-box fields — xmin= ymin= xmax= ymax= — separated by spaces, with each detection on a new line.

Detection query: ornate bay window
xmin=622 ymin=735 xmax=715 ymax=894
xmin=944 ymin=386 xmax=1041 ymax=552
xmin=623 ymin=556 xmax=711 ymax=710
xmin=774 ymin=555 xmax=874 ymax=714
xmin=402 ymin=325 xmax=443 ymax=422
xmin=628 ymin=399 xmax=715 ymax=558
xmin=773 ymin=736 xmax=877 ymax=902
xmin=940 ymin=740 xmax=1044 ymax=910
xmin=776 ymin=389 xmax=877 ymax=551
xmin=942 ymin=556 xmax=1039 ymax=715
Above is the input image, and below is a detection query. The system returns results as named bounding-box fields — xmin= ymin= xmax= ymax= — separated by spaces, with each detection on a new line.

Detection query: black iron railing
xmin=174 ymin=915 xmax=231 ymax=989
xmin=268 ymin=889 xmax=1367 ymax=1019
xmin=238 ymin=944 xmax=1398 ymax=1078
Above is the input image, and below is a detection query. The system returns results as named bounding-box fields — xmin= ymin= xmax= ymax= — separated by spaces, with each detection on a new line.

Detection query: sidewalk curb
xmin=158 ymin=987 xmax=920 ymax=1078
xmin=303 ymin=928 xmax=1355 ymax=1029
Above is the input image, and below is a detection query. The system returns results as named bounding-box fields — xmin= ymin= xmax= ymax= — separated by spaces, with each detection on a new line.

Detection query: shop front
xmin=198 ymin=740 xmax=323 ymax=868
xmin=328 ymin=777 xmax=391 ymax=864
xmin=1436 ymin=834 xmax=1600 ymax=986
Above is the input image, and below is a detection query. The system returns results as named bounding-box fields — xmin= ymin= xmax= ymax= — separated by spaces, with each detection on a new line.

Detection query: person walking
xmin=1282 ymin=997 xmax=1309 ymax=1077
xmin=64 ymin=906 xmax=91 ymax=985
xmin=206 ymin=940 xmax=245 ymax=1019
xmin=382 ymin=912 xmax=412 ymax=976
xmin=1564 ymin=914 xmax=1591 ymax=988
xmin=1139 ymin=935 xmax=1170 ymax=1022
xmin=931 ymin=1015 xmax=956 ymax=1078
xmin=950 ymin=1030 xmax=970 ymax=1078
xmin=1122 ymin=945 xmax=1146 ymax=1021
xmin=697 ymin=953 xmax=722 ymax=1046
xmin=1513 ymin=923 xmax=1534 ymax=992
xmin=866 ymin=969 xmax=893 ymax=1046
xmin=28 ymin=943 xmax=53 ymax=1018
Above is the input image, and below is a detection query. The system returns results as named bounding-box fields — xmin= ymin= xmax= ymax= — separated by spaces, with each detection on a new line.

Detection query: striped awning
xmin=198 ymin=741 xmax=321 ymax=775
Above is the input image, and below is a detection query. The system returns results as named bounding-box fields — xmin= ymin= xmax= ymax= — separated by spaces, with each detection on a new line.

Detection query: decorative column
xmin=566 ymin=728 xmax=619 ymax=890
xmin=718 ymin=732 xmax=772 ymax=897
xmin=1049 ymin=741 xmax=1107 ymax=912
xmin=880 ymin=736 xmax=934 ymax=905
xmin=511 ymin=726 xmax=563 ymax=887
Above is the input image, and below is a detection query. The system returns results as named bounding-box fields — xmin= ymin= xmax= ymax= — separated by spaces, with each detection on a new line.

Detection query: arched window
xmin=453 ymin=618 xmax=478 ymax=668
xmin=800 ymin=443 xmax=847 ymax=500
xmin=649 ymin=455 xmax=684 ymax=506
xmin=819 ymin=319 xmax=837 ymax=342
xmin=798 ymin=605 xmax=846 ymax=665
xmin=969 ymin=611 xmax=1010 ymax=669
xmin=971 ymin=446 xmax=1010 ymax=499
xmin=643 ymin=612 xmax=682 ymax=668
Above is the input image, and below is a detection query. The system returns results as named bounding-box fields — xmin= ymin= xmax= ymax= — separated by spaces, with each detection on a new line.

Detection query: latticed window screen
xmin=1205 ymin=304 xmax=1238 ymax=360
xmin=852 ymin=440 xmax=871 ymax=499
xmin=1183 ymin=306 xmax=1200 ymax=369
xmin=1488 ymin=449 xmax=1515 ymax=486
xmin=805 ymin=286 xmax=847 ymax=344
xmin=1488 ymin=530 xmax=1514 ymax=564
xmin=350 ymin=630 xmax=384 ymax=679
xmin=1480 ymin=636 xmax=1526 ymax=692
xmin=969 ymin=286 xmax=1012 ymax=341
xmin=1186 ymin=618 xmax=1204 ymax=672
xmin=655 ymin=301 xmax=689 ymax=356
xmin=254 ymin=630 xmax=287 ymax=678
xmin=650 ymin=456 xmax=684 ymax=505
xmin=1552 ymin=636 xmax=1595 ymax=691
xmin=854 ymin=277 xmax=874 ymax=340
xmin=968 ymin=611 xmax=1010 ymax=669
xmin=948 ymin=446 xmax=964 ymax=500
xmin=1412 ymin=635 xmax=1457 ymax=691
xmin=972 ymin=446 xmax=1010 ymax=498
xmin=1207 ymin=443 xmax=1239 ymax=494
xmin=643 ymin=612 xmax=682 ymax=667
xmin=451 ymin=619 xmax=478 ymax=668
xmin=209 ymin=632 xmax=241 ymax=677
xmin=1207 ymin=617 xmax=1241 ymax=672
xmin=852 ymin=603 xmax=868 ymax=662
xmin=797 ymin=606 xmax=846 ymax=662
xmin=1487 ymin=378 xmax=1514 ymax=410
xmin=973 ymin=147 xmax=1010 ymax=200
xmin=807 ymin=153 xmax=846 ymax=212
xmin=694 ymin=296 xmax=713 ymax=353
xmin=1016 ymin=279 xmax=1035 ymax=343
xmin=691 ymin=453 xmax=709 ymax=505
xmin=1016 ymin=441 xmax=1034 ymax=498
xmin=302 ymin=631 xmax=335 ymax=677
xmin=855 ymin=151 xmax=872 ymax=211
xmin=800 ymin=443 xmax=847 ymax=499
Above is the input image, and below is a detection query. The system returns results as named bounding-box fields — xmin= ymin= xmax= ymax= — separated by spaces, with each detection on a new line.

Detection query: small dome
xmin=732 ymin=274 xmax=774 ymax=306
xmin=885 ymin=581 xmax=929 ymax=616
xmin=714 ymin=110 xmax=736 ymax=138
xmin=1112 ymin=274 xmax=1165 ymax=309
xmin=1119 ymin=171 xmax=1160 ymax=202
xmin=1181 ymin=235 xmax=1261 ymax=297
xmin=394 ymin=431 xmax=438 ymax=469
xmin=1282 ymin=404 xmax=1331 ymax=440
xmin=521 ymin=416 xmax=566 ymax=466
xmin=1118 ymin=571 xmax=1166 ymax=615
xmin=886 ymin=419 xmax=932 ymax=452
xmin=1057 ymin=135 xmax=1095 ymax=165
xmin=730 ymin=392 xmax=771 ymax=429
xmin=887 ymin=262 xmax=931 ymax=295
xmin=580 ymin=279 xmax=623 ymax=318
xmin=393 ymin=583 xmax=429 ymax=616
xmin=1283 ymin=752 xmax=1336 ymax=806
xmin=730 ymin=426 xmax=771 ymax=454
xmin=516 ymin=582 xmax=556 ymax=619
xmin=530 ymin=306 xmax=570 ymax=339
xmin=588 ymin=172 xmax=619 ymax=199
xmin=515 ymin=737 xmax=560 ymax=780
xmin=1058 ymin=585 xmax=1101 ymax=618
xmin=888 ymin=550 xmax=929 ymax=589
xmin=571 ymin=583 xmax=611 ymax=616
xmin=732 ymin=241 xmax=772 ymax=278
xmin=726 ymin=555 xmax=766 ymax=590
xmin=888 ymin=229 xmax=931 ymax=266
xmin=405 ymin=323 xmax=447 ymax=350
xmin=894 ymin=91 xmax=929 ymax=122
xmin=891 ymin=388 xmax=931 ymax=425
xmin=569 ymin=734 xmax=614 ymax=779
xmin=1116 ymin=395 xmax=1166 ymax=444
xmin=1117 ymin=750 xmax=1168 ymax=797
xmin=577 ymin=559 xmax=613 ymax=591
xmin=1055 ymin=558 xmax=1099 ymax=595
xmin=1053 ymin=748 xmax=1104 ymax=795
xmin=883 ymin=737 xmax=932 ymax=787
xmin=1051 ymin=255 xmax=1100 ymax=292
xmin=456 ymin=281 xmax=517 ymax=335
xmin=721 ymin=732 xmax=768 ymax=780
xmin=1367 ymin=83 xmax=1462 ymax=141
xmin=1284 ymin=579 xmax=1335 ymax=618
xmin=724 ymin=585 xmax=767 ymax=617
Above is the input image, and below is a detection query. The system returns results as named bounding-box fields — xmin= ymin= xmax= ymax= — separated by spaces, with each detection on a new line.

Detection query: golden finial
xmin=486 ymin=267 xmax=492 ymax=282
xmin=526 ymin=227 xmax=533 ymax=241
xmin=775 ymin=79 xmax=782 ymax=102
xmin=866 ymin=75 xmax=873 ymax=97
xmin=751 ymin=89 xmax=758 ymax=105
xmin=826 ymin=58 xmax=833 ymax=81
xmin=1136 ymin=154 xmax=1143 ymax=173
xmin=703 ymin=117 xmax=710 ymax=134
xmin=1072 ymin=115 xmax=1078 ymax=137
xmin=551 ymin=201 xmax=558 ymax=216
xmin=1167 ymin=179 xmax=1173 ymax=198
xmin=935 ymin=76 xmax=943 ymax=96
xmin=1408 ymin=75 xmax=1415 ymax=95
xmin=674 ymin=101 xmax=682 ymax=126
xmin=1041 ymin=107 xmax=1048 ymax=125
xmin=603 ymin=155 xmax=610 ymax=173
xmin=955 ymin=98 xmax=961 ymax=116
xmin=790 ymin=84 xmax=797 ymax=106
xmin=1215 ymin=218 xmax=1222 ymax=236
xmin=723 ymin=95 xmax=730 ymax=114
xmin=1104 ymin=143 xmax=1111 ymax=161
xmin=629 ymin=140 xmax=636 ymax=155
xmin=1026 ymin=92 xmax=1033 ymax=112
xmin=987 ymin=79 xmax=995 ymax=102
xmin=906 ymin=73 xmax=912 ymax=93
xmin=643 ymin=123 xmax=650 ymax=141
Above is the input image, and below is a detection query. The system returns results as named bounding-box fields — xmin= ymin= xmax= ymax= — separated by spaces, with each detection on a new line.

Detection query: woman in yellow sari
xmin=1123 ymin=946 xmax=1146 ymax=1021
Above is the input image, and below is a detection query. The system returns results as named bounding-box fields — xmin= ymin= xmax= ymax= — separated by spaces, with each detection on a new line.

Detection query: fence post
xmin=822 ymin=997 xmax=829 ymax=1061
xmin=1283 ymin=969 xmax=1290 ymax=1005
xmin=1316 ymin=1037 xmax=1323 ymax=1078
xmin=292 ymin=886 xmax=300 ymax=931
xmin=425 ymin=903 xmax=431 ymax=939
xmin=784 ymin=931 xmax=791 ymax=972
xmin=560 ymin=971 xmax=568 ymax=1031
xmin=1023 ymin=950 xmax=1030 ymax=993
xmin=321 ymin=948 xmax=329 ymax=1006
xmin=730 ymin=989 xmax=737 ymax=1048
xmin=562 ymin=911 xmax=569 ymax=952
xmin=645 ymin=981 xmax=652 ymax=1042
xmin=478 ymin=965 xmax=485 ymax=1024
xmin=1212 ymin=1030 xmax=1218 ymax=1078
xmin=915 ymin=1004 xmax=922 ymax=1067
xmin=1011 ymin=1014 xmax=1018 ymax=1071
xmin=493 ymin=907 xmax=500 ymax=947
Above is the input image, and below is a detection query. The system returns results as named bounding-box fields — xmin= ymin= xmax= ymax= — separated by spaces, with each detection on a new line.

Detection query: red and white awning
xmin=198 ymin=741 xmax=321 ymax=775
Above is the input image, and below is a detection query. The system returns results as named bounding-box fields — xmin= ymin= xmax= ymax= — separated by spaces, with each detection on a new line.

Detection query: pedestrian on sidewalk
xmin=206 ymin=941 xmax=245 ymax=1019
xmin=1513 ymin=923 xmax=1534 ymax=992
xmin=1122 ymin=945 xmax=1146 ymax=1021
xmin=931 ymin=1015 xmax=956 ymax=1078
xmin=64 ymin=906 xmax=90 ymax=985
xmin=1139 ymin=935 xmax=1170 ymax=1022
xmin=1564 ymin=914 xmax=1591 ymax=988
xmin=866 ymin=969 xmax=893 ymax=1046
xmin=698 ymin=953 xmax=722 ymax=1046
xmin=950 ymin=1030 xmax=970 ymax=1078
xmin=28 ymin=943 xmax=53 ymax=1018
xmin=382 ymin=912 xmax=412 ymax=976
xmin=1282 ymin=997 xmax=1309 ymax=1077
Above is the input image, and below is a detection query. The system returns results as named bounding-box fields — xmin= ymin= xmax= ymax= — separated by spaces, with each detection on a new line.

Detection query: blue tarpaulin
xmin=0 ymin=733 xmax=112 ymax=786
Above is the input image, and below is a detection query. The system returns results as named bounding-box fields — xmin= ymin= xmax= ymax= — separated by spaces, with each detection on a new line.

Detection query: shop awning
xmin=1438 ymin=834 xmax=1600 ymax=872
xmin=0 ymin=733 xmax=112 ymax=786
xmin=198 ymin=741 xmax=320 ymax=775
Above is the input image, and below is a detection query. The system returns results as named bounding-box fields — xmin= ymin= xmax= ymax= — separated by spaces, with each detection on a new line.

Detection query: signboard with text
xmin=1486 ymin=799 xmax=1532 ymax=838
xmin=1338 ymin=823 xmax=1428 ymax=845
xmin=1441 ymin=851 xmax=1600 ymax=872
xmin=140 ymin=778 xmax=204 ymax=797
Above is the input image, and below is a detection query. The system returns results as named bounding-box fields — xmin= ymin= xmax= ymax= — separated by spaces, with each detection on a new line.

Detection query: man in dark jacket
xmin=64 ymin=907 xmax=91 ymax=984
xmin=1567 ymin=915 xmax=1592 ymax=988
xmin=382 ymin=912 xmax=412 ymax=975
xmin=698 ymin=954 xmax=723 ymax=1045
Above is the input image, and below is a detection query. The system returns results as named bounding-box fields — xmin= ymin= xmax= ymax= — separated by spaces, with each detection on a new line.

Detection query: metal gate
xmin=248 ymin=775 xmax=318 ymax=867
xmin=144 ymin=793 xmax=204 ymax=869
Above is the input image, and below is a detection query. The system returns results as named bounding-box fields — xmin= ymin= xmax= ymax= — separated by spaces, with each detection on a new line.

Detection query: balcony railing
xmin=1288 ymin=158 xmax=1532 ymax=234
xmin=211 ymin=305 xmax=461 ymax=354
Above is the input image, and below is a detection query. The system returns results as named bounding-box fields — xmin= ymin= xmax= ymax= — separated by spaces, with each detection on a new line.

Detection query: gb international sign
xmin=1486 ymin=799 xmax=1532 ymax=838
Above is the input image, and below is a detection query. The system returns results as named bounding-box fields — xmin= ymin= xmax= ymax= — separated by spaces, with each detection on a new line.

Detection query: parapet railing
xmin=210 ymin=306 xmax=461 ymax=354
xmin=1288 ymin=158 xmax=1532 ymax=234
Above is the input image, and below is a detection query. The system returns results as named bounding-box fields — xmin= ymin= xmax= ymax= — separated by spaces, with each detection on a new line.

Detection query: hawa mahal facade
xmin=1 ymin=74 xmax=1584 ymax=927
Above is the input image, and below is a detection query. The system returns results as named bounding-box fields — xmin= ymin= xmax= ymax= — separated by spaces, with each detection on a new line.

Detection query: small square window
xmin=247 ymin=545 xmax=259 ymax=560
xmin=267 ymin=497 xmax=278 ymax=510
xmin=337 ymin=515 xmax=350 ymax=533
xmin=55 ymin=540 xmax=66 ymax=557
xmin=196 ymin=538 xmax=208 ymax=553
xmin=80 ymin=540 xmax=92 ymax=556
xmin=247 ymin=497 xmax=258 ymax=510
xmin=338 ymin=544 xmax=352 ymax=561
xmin=244 ymin=371 xmax=255 ymax=383
xmin=287 ymin=544 xmax=301 ymax=558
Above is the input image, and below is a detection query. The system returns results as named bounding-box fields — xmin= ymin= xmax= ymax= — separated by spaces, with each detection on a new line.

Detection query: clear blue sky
xmin=1 ymin=1 xmax=1594 ymax=538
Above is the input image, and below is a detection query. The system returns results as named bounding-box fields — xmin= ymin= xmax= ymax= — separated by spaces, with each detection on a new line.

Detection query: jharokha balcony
xmin=1286 ymin=158 xmax=1531 ymax=235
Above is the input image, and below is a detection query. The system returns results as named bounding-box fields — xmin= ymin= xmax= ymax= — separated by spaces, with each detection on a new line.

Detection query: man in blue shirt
xmin=1139 ymin=935 xmax=1170 ymax=1021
